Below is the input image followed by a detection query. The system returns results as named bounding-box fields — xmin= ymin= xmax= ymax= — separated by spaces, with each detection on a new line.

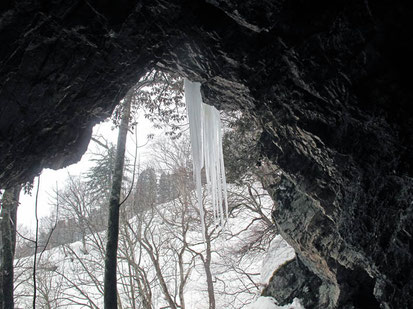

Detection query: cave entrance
xmin=10 ymin=68 xmax=284 ymax=309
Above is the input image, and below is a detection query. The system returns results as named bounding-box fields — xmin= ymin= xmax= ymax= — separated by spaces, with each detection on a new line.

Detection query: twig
xmin=15 ymin=230 xmax=36 ymax=244
xmin=91 ymin=136 xmax=110 ymax=150
xmin=38 ymin=185 xmax=60 ymax=264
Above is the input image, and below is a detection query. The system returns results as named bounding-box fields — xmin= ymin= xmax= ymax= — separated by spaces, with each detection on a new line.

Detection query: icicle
xmin=184 ymin=78 xmax=228 ymax=237
xmin=184 ymin=79 xmax=206 ymax=237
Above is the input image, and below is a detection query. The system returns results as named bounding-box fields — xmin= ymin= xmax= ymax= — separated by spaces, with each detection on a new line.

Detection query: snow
xmin=14 ymin=180 xmax=305 ymax=309
xmin=184 ymin=79 xmax=228 ymax=231
xmin=245 ymin=297 xmax=305 ymax=309
xmin=260 ymin=235 xmax=296 ymax=285
xmin=244 ymin=230 xmax=302 ymax=309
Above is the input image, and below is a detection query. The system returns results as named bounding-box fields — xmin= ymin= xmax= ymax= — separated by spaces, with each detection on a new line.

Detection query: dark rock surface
xmin=262 ymin=257 xmax=324 ymax=308
xmin=1 ymin=1 xmax=412 ymax=308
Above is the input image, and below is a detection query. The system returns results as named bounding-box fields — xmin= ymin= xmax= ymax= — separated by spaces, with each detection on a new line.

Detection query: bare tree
xmin=55 ymin=176 xmax=103 ymax=253
xmin=12 ymin=108 xmax=277 ymax=309
xmin=150 ymin=137 xmax=219 ymax=309
xmin=150 ymin=135 xmax=275 ymax=309
xmin=34 ymin=255 xmax=64 ymax=309
xmin=104 ymin=70 xmax=185 ymax=308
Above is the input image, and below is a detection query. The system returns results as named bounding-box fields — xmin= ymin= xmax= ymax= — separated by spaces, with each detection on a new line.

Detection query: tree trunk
xmin=148 ymin=254 xmax=177 ymax=309
xmin=178 ymin=248 xmax=186 ymax=309
xmin=0 ymin=185 xmax=21 ymax=309
xmin=204 ymin=234 xmax=216 ymax=309
xmin=104 ymin=95 xmax=131 ymax=308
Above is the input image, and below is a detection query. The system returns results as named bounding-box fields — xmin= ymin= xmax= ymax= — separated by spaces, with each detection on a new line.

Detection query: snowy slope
xmin=260 ymin=235 xmax=295 ymax=286
xmin=14 ymin=182 xmax=299 ymax=309
xmin=246 ymin=297 xmax=304 ymax=309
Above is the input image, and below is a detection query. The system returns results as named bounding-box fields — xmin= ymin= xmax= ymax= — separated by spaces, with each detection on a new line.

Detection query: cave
xmin=1 ymin=1 xmax=412 ymax=308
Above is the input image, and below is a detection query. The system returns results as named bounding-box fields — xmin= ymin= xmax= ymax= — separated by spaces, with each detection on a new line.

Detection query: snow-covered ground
xmin=246 ymin=297 xmax=304 ymax=309
xmin=260 ymin=235 xmax=296 ymax=286
xmin=244 ymin=234 xmax=302 ymax=309
xmin=14 ymin=183 xmax=301 ymax=308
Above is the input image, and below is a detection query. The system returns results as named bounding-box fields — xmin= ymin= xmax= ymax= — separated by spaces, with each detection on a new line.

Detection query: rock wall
xmin=1 ymin=1 xmax=412 ymax=307
xmin=262 ymin=257 xmax=324 ymax=308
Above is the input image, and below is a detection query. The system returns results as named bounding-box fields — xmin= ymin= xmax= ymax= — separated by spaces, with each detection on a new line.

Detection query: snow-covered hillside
xmin=14 ymin=182 xmax=300 ymax=308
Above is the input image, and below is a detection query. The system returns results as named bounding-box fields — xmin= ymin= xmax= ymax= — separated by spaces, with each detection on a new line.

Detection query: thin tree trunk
xmin=33 ymin=177 xmax=41 ymax=309
xmin=204 ymin=234 xmax=216 ymax=309
xmin=0 ymin=185 xmax=21 ymax=309
xmin=104 ymin=95 xmax=131 ymax=308
xmin=147 ymin=252 xmax=177 ymax=309
xmin=178 ymin=249 xmax=186 ymax=309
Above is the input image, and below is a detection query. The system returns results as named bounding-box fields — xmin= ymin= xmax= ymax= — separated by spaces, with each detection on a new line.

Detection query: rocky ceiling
xmin=1 ymin=0 xmax=412 ymax=308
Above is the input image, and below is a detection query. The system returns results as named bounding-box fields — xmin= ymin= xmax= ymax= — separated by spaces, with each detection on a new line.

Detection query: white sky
xmin=17 ymin=114 xmax=158 ymax=230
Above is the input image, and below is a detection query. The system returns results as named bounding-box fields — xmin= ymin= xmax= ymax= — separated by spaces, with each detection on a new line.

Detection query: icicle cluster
xmin=184 ymin=79 xmax=228 ymax=236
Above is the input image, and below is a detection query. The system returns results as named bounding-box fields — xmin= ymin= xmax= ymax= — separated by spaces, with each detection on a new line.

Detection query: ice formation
xmin=184 ymin=79 xmax=228 ymax=235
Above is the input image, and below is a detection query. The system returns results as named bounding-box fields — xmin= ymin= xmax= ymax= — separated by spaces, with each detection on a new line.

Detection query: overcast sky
xmin=17 ymin=115 xmax=157 ymax=230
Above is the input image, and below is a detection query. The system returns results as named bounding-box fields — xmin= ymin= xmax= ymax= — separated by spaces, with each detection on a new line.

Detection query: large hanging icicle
xmin=203 ymin=104 xmax=228 ymax=226
xmin=184 ymin=79 xmax=228 ymax=236
xmin=184 ymin=79 xmax=206 ymax=236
